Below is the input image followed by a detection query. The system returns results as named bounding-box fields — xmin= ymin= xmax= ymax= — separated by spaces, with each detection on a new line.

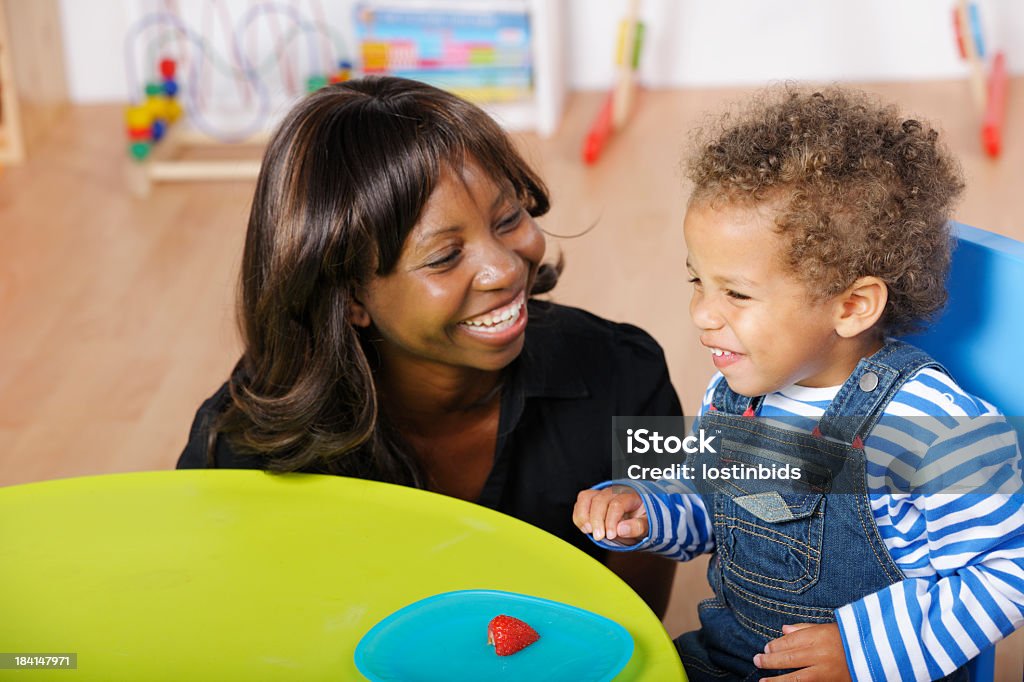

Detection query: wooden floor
xmin=1 ymin=80 xmax=1022 ymax=675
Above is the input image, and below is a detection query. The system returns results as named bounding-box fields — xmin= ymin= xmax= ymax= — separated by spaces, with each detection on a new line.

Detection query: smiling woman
xmin=176 ymin=76 xmax=682 ymax=616
xmin=350 ymin=159 xmax=543 ymax=377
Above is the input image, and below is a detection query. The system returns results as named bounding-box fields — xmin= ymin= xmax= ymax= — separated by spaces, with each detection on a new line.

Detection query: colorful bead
xmin=165 ymin=99 xmax=183 ymax=123
xmin=125 ymin=105 xmax=154 ymax=129
xmin=127 ymin=125 xmax=150 ymax=141
xmin=129 ymin=141 xmax=151 ymax=161
xmin=151 ymin=119 xmax=167 ymax=141
xmin=145 ymin=95 xmax=169 ymax=120
xmin=159 ymin=58 xmax=176 ymax=80
xmin=306 ymin=74 xmax=328 ymax=92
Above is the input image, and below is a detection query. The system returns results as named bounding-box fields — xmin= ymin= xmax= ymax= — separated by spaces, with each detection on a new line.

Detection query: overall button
xmin=859 ymin=372 xmax=879 ymax=392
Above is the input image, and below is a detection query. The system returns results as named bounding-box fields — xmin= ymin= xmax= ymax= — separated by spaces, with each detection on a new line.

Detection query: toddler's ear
xmin=833 ymin=277 xmax=887 ymax=338
xmin=347 ymin=293 xmax=372 ymax=328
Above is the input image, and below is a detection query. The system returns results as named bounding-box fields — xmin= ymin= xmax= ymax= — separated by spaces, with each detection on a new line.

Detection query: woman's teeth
xmin=710 ymin=348 xmax=735 ymax=357
xmin=461 ymin=298 xmax=524 ymax=333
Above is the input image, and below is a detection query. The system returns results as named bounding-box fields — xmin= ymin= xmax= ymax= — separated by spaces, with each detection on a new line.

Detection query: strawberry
xmin=486 ymin=614 xmax=540 ymax=656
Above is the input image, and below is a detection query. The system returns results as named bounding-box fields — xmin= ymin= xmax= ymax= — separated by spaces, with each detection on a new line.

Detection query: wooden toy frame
xmin=125 ymin=125 xmax=267 ymax=196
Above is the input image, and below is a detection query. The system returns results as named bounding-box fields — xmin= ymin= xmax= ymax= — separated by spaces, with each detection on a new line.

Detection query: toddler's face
xmin=683 ymin=201 xmax=852 ymax=397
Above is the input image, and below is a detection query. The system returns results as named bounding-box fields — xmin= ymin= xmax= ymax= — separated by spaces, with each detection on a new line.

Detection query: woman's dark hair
xmin=210 ymin=76 xmax=555 ymax=482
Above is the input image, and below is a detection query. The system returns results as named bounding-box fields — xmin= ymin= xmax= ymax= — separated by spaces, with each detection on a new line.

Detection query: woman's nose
xmin=474 ymin=240 xmax=524 ymax=289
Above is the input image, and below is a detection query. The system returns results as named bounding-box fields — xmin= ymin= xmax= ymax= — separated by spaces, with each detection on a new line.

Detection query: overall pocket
xmin=717 ymin=490 xmax=825 ymax=595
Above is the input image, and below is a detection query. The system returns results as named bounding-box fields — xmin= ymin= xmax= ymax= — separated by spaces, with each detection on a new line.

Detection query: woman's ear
xmin=347 ymin=292 xmax=372 ymax=328
xmin=832 ymin=276 xmax=888 ymax=338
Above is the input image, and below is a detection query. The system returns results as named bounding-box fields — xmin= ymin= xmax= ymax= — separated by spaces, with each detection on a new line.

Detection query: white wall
xmin=570 ymin=0 xmax=1023 ymax=88
xmin=60 ymin=0 xmax=1024 ymax=103
xmin=61 ymin=0 xmax=133 ymax=103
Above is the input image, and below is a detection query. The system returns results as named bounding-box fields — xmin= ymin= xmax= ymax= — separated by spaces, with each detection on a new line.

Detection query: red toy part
xmin=952 ymin=7 xmax=966 ymax=59
xmin=582 ymin=91 xmax=615 ymax=165
xmin=982 ymin=51 xmax=1007 ymax=158
xmin=126 ymin=125 xmax=151 ymax=141
xmin=159 ymin=58 xmax=176 ymax=80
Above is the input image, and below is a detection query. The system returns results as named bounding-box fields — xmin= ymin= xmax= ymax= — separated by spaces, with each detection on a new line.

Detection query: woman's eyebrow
xmin=491 ymin=187 xmax=519 ymax=212
xmin=415 ymin=225 xmax=461 ymax=246
xmin=414 ymin=177 xmax=518 ymax=248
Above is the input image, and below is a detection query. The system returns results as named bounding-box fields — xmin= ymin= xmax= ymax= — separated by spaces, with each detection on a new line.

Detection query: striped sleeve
xmin=836 ymin=497 xmax=1024 ymax=681
xmin=836 ymin=413 xmax=1024 ymax=681
xmin=589 ymin=477 xmax=716 ymax=560
xmin=588 ymin=374 xmax=720 ymax=560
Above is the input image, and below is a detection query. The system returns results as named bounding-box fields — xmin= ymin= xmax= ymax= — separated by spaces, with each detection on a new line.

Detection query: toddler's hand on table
xmin=753 ymin=622 xmax=851 ymax=681
xmin=572 ymin=486 xmax=649 ymax=545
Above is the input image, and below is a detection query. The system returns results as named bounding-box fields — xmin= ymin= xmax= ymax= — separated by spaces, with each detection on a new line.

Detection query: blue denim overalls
xmin=676 ymin=341 xmax=968 ymax=682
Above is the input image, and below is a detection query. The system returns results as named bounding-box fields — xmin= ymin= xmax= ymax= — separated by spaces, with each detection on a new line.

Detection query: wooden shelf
xmin=0 ymin=0 xmax=23 ymax=163
xmin=0 ymin=0 xmax=68 ymax=165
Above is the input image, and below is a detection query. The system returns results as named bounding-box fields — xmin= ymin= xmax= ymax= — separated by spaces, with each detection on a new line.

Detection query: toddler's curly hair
xmin=686 ymin=86 xmax=965 ymax=335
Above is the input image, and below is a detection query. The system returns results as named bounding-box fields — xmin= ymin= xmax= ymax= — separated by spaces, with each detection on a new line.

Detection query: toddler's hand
xmin=572 ymin=486 xmax=649 ymax=545
xmin=753 ymin=622 xmax=851 ymax=681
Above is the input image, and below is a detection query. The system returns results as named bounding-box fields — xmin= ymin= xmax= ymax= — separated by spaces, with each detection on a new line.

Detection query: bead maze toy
xmin=123 ymin=59 xmax=263 ymax=196
xmin=122 ymin=1 xmax=354 ymax=196
xmin=583 ymin=0 xmax=643 ymax=165
xmin=952 ymin=0 xmax=1009 ymax=158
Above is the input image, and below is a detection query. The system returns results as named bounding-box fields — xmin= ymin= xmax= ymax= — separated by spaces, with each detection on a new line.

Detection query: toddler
xmin=575 ymin=87 xmax=1024 ymax=681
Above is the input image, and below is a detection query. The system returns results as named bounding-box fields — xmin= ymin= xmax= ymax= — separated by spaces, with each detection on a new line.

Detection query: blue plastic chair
xmin=904 ymin=222 xmax=1024 ymax=682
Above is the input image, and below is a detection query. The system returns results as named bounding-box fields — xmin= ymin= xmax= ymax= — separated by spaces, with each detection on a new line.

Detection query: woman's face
xmin=354 ymin=159 xmax=546 ymax=374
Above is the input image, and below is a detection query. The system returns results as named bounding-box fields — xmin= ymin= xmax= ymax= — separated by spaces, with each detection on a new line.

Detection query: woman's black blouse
xmin=178 ymin=302 xmax=684 ymax=560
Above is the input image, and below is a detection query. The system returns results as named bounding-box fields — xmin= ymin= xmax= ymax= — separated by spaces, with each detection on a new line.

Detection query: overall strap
xmin=710 ymin=376 xmax=764 ymax=417
xmin=817 ymin=340 xmax=949 ymax=446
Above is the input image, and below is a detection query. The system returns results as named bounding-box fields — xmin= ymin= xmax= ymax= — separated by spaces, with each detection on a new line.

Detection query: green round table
xmin=0 ymin=471 xmax=685 ymax=680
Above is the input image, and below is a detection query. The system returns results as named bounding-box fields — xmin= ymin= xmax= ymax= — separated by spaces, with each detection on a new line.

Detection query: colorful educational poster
xmin=354 ymin=3 xmax=533 ymax=103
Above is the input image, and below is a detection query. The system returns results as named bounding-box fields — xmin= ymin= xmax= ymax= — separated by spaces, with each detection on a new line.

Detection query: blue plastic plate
xmin=354 ymin=589 xmax=634 ymax=681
